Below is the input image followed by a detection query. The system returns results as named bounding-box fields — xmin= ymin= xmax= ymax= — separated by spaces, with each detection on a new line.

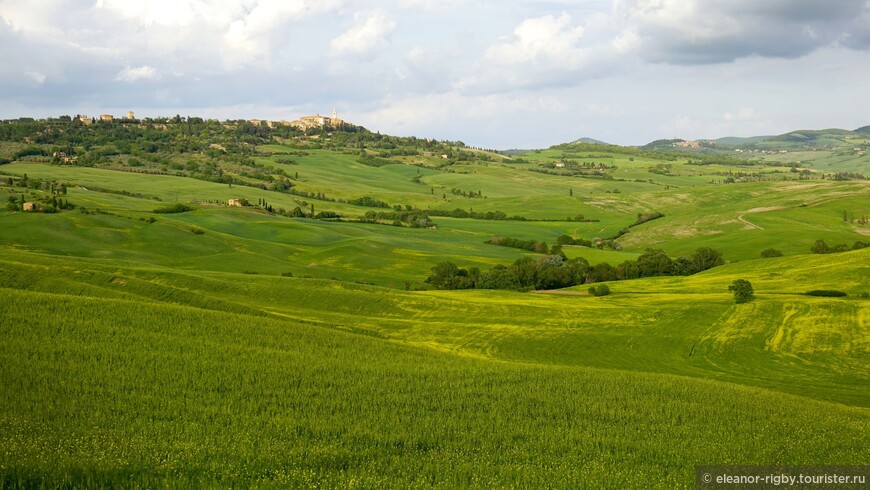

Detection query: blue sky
xmin=2 ymin=0 xmax=870 ymax=148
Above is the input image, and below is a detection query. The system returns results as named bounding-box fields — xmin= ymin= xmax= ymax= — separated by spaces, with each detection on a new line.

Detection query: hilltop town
xmin=67 ymin=109 xmax=348 ymax=131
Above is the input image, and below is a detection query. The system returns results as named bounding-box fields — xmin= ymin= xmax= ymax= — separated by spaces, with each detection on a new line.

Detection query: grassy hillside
xmin=1 ymin=248 xmax=867 ymax=406
xmin=1 ymin=257 xmax=867 ymax=487
xmin=0 ymin=119 xmax=867 ymax=487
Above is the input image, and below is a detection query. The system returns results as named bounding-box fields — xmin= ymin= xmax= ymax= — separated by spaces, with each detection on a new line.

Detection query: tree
xmin=590 ymin=262 xmax=617 ymax=282
xmin=510 ymin=256 xmax=538 ymax=289
xmin=691 ymin=247 xmax=724 ymax=272
xmin=671 ymin=257 xmax=696 ymax=276
xmin=477 ymin=265 xmax=520 ymax=290
xmin=563 ymin=257 xmax=590 ymax=285
xmin=728 ymin=279 xmax=754 ymax=304
xmin=811 ymin=240 xmax=830 ymax=254
xmin=426 ymin=262 xmax=459 ymax=289
xmin=636 ymin=248 xmax=673 ymax=277
xmin=615 ymin=260 xmax=640 ymax=280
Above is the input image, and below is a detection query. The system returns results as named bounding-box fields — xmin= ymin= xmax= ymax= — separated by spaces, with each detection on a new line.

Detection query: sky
xmin=2 ymin=0 xmax=870 ymax=148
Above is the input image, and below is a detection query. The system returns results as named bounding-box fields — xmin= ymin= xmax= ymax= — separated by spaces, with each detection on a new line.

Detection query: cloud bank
xmin=1 ymin=0 xmax=869 ymax=147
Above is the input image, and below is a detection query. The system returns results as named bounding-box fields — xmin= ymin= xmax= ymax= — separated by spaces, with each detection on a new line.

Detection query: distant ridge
xmin=636 ymin=125 xmax=870 ymax=149
xmin=572 ymin=137 xmax=610 ymax=145
xmin=713 ymin=135 xmax=773 ymax=146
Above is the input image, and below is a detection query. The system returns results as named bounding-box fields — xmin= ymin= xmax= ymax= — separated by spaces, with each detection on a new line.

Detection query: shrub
xmin=153 ymin=203 xmax=194 ymax=214
xmin=805 ymin=290 xmax=847 ymax=297
xmin=760 ymin=248 xmax=783 ymax=258
xmin=588 ymin=284 xmax=611 ymax=297
xmin=728 ymin=279 xmax=754 ymax=304
xmin=810 ymin=239 xmax=830 ymax=254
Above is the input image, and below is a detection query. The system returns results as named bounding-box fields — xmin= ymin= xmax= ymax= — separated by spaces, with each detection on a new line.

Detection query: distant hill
xmin=713 ymin=135 xmax=773 ymax=146
xmin=501 ymin=148 xmax=538 ymax=156
xmin=765 ymin=128 xmax=854 ymax=143
xmin=638 ymin=126 xmax=870 ymax=151
xmin=572 ymin=137 xmax=610 ymax=145
xmin=638 ymin=138 xmax=684 ymax=151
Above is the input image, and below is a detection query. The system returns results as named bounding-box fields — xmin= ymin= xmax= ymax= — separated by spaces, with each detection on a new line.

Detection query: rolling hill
xmin=0 ymin=117 xmax=867 ymax=487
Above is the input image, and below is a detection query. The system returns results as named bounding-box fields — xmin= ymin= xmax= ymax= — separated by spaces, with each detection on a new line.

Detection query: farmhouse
xmin=228 ymin=199 xmax=242 ymax=207
xmin=23 ymin=202 xmax=37 ymax=212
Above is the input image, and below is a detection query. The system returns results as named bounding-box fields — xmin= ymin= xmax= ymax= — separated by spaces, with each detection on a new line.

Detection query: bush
xmin=728 ymin=279 xmax=754 ymax=304
xmin=760 ymin=248 xmax=783 ymax=258
xmin=810 ymin=240 xmax=830 ymax=254
xmin=805 ymin=290 xmax=847 ymax=297
xmin=588 ymin=284 xmax=611 ymax=297
xmin=153 ymin=203 xmax=194 ymax=214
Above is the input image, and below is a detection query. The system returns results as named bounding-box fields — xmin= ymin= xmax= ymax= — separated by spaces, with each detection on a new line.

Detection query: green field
xmin=0 ymin=120 xmax=868 ymax=487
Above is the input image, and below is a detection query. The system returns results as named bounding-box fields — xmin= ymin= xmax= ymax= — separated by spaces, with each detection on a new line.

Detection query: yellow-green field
xmin=0 ymin=125 xmax=868 ymax=487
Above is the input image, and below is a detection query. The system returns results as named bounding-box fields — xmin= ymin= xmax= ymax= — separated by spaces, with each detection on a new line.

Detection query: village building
xmin=100 ymin=114 xmax=114 ymax=122
xmin=289 ymin=108 xmax=345 ymax=130
xmin=78 ymin=116 xmax=94 ymax=125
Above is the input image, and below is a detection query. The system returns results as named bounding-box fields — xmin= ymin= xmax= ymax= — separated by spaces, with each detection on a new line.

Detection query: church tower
xmin=330 ymin=107 xmax=342 ymax=126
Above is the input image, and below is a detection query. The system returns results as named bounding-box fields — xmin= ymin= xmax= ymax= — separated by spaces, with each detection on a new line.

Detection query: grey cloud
xmin=842 ymin=10 xmax=870 ymax=49
xmin=620 ymin=0 xmax=870 ymax=65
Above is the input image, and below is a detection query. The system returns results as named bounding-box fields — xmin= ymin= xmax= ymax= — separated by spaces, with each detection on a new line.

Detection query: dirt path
xmin=737 ymin=214 xmax=763 ymax=230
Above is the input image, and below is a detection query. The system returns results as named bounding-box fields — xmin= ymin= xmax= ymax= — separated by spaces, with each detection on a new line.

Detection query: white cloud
xmin=584 ymin=104 xmax=626 ymax=118
xmin=0 ymin=0 xmax=66 ymax=36
xmin=398 ymin=0 xmax=469 ymax=12
xmin=457 ymin=12 xmax=616 ymax=93
xmin=723 ymin=108 xmax=760 ymax=122
xmin=486 ymin=13 xmax=585 ymax=65
xmin=330 ymin=12 xmax=395 ymax=57
xmin=25 ymin=70 xmax=46 ymax=84
xmin=115 ymin=65 xmax=159 ymax=83
xmin=92 ymin=0 xmax=343 ymax=66
xmin=94 ymin=0 xmax=204 ymax=27
xmin=3 ymin=0 xmax=870 ymax=148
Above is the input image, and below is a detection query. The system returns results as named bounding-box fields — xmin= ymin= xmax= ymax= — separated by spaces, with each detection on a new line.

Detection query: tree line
xmin=426 ymin=247 xmax=725 ymax=291
xmin=811 ymin=239 xmax=869 ymax=254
